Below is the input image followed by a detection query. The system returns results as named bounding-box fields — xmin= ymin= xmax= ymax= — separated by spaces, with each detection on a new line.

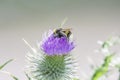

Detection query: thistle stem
xmin=118 ymin=68 xmax=120 ymax=80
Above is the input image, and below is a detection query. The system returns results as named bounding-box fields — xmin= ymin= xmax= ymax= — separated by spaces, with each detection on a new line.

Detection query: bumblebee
xmin=53 ymin=28 xmax=72 ymax=39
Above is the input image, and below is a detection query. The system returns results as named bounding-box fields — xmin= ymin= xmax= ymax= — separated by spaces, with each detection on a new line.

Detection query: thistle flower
xmin=41 ymin=30 xmax=74 ymax=55
xmin=26 ymin=28 xmax=76 ymax=80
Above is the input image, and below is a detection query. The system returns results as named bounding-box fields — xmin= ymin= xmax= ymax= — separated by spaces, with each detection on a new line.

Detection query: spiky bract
xmin=27 ymin=52 xmax=75 ymax=80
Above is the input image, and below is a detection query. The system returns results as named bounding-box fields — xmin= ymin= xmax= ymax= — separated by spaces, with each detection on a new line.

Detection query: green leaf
xmin=0 ymin=59 xmax=13 ymax=70
xmin=91 ymin=54 xmax=114 ymax=80
xmin=1 ymin=71 xmax=19 ymax=80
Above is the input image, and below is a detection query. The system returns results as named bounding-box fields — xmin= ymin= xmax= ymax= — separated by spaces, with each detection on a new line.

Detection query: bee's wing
xmin=60 ymin=18 xmax=68 ymax=28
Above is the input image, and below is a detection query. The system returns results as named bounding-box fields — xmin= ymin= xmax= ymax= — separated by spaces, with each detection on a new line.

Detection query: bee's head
xmin=53 ymin=28 xmax=72 ymax=39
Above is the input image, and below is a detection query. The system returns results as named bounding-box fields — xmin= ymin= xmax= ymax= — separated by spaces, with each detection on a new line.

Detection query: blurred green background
xmin=0 ymin=0 xmax=120 ymax=80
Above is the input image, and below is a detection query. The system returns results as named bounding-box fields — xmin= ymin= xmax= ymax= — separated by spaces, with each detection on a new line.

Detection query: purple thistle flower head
xmin=41 ymin=28 xmax=75 ymax=55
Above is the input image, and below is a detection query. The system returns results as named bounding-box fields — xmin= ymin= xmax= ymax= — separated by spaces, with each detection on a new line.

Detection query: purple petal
xmin=41 ymin=33 xmax=75 ymax=55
